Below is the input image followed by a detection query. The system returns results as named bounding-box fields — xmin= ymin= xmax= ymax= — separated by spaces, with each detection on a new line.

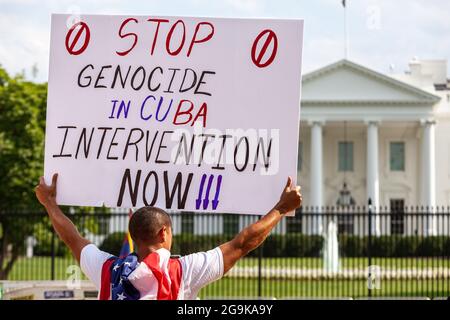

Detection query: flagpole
xmin=344 ymin=0 xmax=348 ymax=59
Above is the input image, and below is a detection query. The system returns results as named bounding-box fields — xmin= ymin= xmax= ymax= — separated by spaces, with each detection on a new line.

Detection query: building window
xmin=390 ymin=199 xmax=405 ymax=235
xmin=390 ymin=142 xmax=405 ymax=171
xmin=181 ymin=212 xmax=194 ymax=234
xmin=337 ymin=215 xmax=354 ymax=235
xmin=287 ymin=208 xmax=303 ymax=233
xmin=338 ymin=142 xmax=353 ymax=171
xmin=297 ymin=142 xmax=303 ymax=171
xmin=223 ymin=214 xmax=239 ymax=235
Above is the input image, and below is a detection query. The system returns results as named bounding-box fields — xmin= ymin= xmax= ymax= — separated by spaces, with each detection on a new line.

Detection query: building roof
xmin=302 ymin=59 xmax=441 ymax=105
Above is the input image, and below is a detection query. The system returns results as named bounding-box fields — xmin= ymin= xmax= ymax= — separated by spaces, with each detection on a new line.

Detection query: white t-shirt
xmin=80 ymin=244 xmax=224 ymax=300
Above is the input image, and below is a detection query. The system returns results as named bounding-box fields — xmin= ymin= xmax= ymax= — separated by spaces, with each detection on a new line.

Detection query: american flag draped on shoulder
xmin=100 ymin=209 xmax=140 ymax=300
xmin=99 ymin=209 xmax=183 ymax=300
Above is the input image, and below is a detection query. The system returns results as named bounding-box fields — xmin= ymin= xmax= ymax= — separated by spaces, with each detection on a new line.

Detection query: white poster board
xmin=44 ymin=14 xmax=303 ymax=215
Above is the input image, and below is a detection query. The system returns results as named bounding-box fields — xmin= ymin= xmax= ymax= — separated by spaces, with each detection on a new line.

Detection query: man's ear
xmin=159 ymin=226 xmax=167 ymax=242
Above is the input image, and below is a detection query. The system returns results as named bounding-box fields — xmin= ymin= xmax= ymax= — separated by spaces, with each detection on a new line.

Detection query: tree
xmin=0 ymin=65 xmax=47 ymax=278
xmin=0 ymin=66 xmax=47 ymax=209
xmin=0 ymin=66 xmax=112 ymax=279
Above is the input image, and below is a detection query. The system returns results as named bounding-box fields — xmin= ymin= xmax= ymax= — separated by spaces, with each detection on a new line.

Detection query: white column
xmin=310 ymin=121 xmax=323 ymax=234
xmin=366 ymin=121 xmax=380 ymax=235
xmin=194 ymin=215 xmax=223 ymax=235
xmin=171 ymin=214 xmax=182 ymax=235
xmin=421 ymin=120 xmax=436 ymax=235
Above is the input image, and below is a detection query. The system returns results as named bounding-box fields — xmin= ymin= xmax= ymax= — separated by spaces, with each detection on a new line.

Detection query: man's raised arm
xmin=35 ymin=173 xmax=90 ymax=263
xmin=219 ymin=177 xmax=302 ymax=274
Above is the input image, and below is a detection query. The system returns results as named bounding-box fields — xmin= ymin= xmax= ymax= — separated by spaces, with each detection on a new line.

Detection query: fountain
xmin=323 ymin=220 xmax=340 ymax=274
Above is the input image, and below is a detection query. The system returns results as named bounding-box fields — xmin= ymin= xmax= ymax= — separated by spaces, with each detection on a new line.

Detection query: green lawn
xmin=6 ymin=256 xmax=88 ymax=281
xmin=5 ymin=256 xmax=450 ymax=298
xmin=6 ymin=256 xmax=450 ymax=281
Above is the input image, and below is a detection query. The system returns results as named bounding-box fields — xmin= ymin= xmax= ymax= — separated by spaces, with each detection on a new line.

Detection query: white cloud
xmin=0 ymin=12 xmax=50 ymax=81
xmin=0 ymin=0 xmax=449 ymax=81
xmin=224 ymin=0 xmax=264 ymax=13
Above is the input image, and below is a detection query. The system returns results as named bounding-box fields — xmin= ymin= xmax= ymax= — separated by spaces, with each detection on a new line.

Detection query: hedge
xmin=34 ymin=229 xmax=70 ymax=257
xmin=98 ymin=232 xmax=450 ymax=258
xmin=99 ymin=233 xmax=233 ymax=257
xmin=99 ymin=231 xmax=127 ymax=256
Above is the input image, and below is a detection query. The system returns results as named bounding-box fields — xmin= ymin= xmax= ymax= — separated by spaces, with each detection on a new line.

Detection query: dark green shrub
xmin=284 ymin=234 xmax=323 ymax=257
xmin=34 ymin=241 xmax=69 ymax=257
xmin=263 ymin=235 xmax=286 ymax=257
xmin=416 ymin=236 xmax=446 ymax=257
xmin=34 ymin=233 xmax=70 ymax=257
xmin=97 ymin=232 xmax=450 ymax=258
xmin=394 ymin=236 xmax=418 ymax=257
xmin=171 ymin=234 xmax=231 ymax=256
xmin=99 ymin=231 xmax=126 ymax=256
xmin=370 ymin=236 xmax=397 ymax=257
xmin=284 ymin=234 xmax=303 ymax=257
xmin=305 ymin=235 xmax=323 ymax=257
xmin=339 ymin=235 xmax=366 ymax=257
xmin=443 ymin=238 xmax=450 ymax=257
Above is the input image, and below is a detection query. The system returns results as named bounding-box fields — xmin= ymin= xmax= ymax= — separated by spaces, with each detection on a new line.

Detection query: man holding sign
xmin=44 ymin=14 xmax=303 ymax=213
xmin=39 ymin=14 xmax=304 ymax=300
xmin=35 ymin=173 xmax=301 ymax=300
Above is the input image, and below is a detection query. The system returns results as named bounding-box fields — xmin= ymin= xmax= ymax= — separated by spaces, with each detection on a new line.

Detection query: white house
xmin=299 ymin=58 xmax=450 ymax=209
xmin=107 ymin=58 xmax=450 ymax=237
xmin=296 ymin=58 xmax=450 ymax=235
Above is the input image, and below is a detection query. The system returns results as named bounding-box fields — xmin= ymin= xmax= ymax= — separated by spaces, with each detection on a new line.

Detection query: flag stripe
xmin=99 ymin=258 xmax=115 ymax=300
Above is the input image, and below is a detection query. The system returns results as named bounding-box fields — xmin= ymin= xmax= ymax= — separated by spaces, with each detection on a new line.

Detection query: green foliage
xmin=262 ymin=235 xmax=286 ymax=257
xmin=171 ymin=234 xmax=231 ymax=256
xmin=33 ymin=222 xmax=70 ymax=257
xmin=394 ymin=236 xmax=418 ymax=257
xmin=284 ymin=234 xmax=323 ymax=257
xmin=0 ymin=67 xmax=110 ymax=278
xmin=0 ymin=66 xmax=49 ymax=278
xmin=349 ymin=235 xmax=450 ymax=258
xmin=370 ymin=235 xmax=397 ymax=257
xmin=99 ymin=232 xmax=232 ymax=257
xmin=338 ymin=235 xmax=367 ymax=257
xmin=0 ymin=66 xmax=47 ymax=210
xmin=416 ymin=236 xmax=449 ymax=257
xmin=99 ymin=232 xmax=450 ymax=258
xmin=99 ymin=231 xmax=126 ymax=256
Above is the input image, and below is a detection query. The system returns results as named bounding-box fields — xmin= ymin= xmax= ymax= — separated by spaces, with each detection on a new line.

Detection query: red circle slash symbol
xmin=65 ymin=22 xmax=91 ymax=55
xmin=251 ymin=29 xmax=278 ymax=68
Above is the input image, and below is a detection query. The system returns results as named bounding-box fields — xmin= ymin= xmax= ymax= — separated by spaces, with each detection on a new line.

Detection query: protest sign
xmin=44 ymin=14 xmax=303 ymax=214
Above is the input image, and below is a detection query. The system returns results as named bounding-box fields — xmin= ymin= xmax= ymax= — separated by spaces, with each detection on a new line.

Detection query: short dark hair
xmin=129 ymin=206 xmax=172 ymax=243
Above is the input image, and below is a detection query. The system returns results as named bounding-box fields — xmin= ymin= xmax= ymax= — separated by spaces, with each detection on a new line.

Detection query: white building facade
xmin=106 ymin=59 xmax=450 ymax=237
xmin=299 ymin=59 xmax=450 ymax=210
xmin=296 ymin=59 xmax=450 ymax=236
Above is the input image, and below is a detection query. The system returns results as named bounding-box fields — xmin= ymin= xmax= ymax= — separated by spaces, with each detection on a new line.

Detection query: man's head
xmin=129 ymin=206 xmax=173 ymax=250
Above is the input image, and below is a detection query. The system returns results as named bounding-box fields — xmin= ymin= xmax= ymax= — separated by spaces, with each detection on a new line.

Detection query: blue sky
xmin=0 ymin=0 xmax=449 ymax=82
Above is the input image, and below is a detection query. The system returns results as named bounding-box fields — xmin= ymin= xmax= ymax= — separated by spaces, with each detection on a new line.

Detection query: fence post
xmin=51 ymin=231 xmax=55 ymax=281
xmin=257 ymin=244 xmax=263 ymax=298
xmin=367 ymin=198 xmax=372 ymax=298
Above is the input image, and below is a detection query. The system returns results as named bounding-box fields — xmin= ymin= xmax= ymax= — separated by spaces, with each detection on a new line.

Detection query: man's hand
xmin=35 ymin=173 xmax=58 ymax=208
xmin=274 ymin=176 xmax=302 ymax=214
xmin=34 ymin=173 xmax=90 ymax=263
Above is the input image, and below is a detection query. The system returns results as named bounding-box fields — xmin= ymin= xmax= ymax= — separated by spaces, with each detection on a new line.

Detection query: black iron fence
xmin=1 ymin=206 xmax=450 ymax=299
